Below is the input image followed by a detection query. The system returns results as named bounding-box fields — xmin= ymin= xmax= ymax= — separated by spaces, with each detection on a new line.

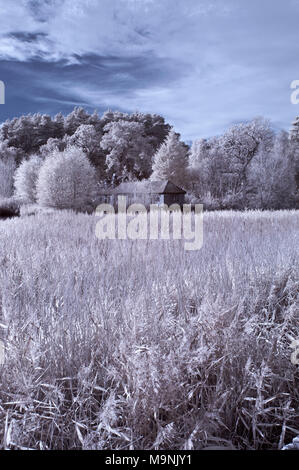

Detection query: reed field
xmin=0 ymin=210 xmax=298 ymax=450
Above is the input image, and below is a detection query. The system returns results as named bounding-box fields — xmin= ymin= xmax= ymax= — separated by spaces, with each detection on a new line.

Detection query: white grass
xmin=0 ymin=210 xmax=298 ymax=450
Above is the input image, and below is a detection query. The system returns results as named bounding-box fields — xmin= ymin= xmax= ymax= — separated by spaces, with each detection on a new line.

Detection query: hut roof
xmin=99 ymin=180 xmax=186 ymax=195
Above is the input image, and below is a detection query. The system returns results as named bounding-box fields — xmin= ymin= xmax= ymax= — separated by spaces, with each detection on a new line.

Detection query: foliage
xmin=151 ymin=129 xmax=189 ymax=187
xmin=101 ymin=120 xmax=157 ymax=182
xmin=0 ymin=159 xmax=16 ymax=198
xmin=14 ymin=156 xmax=43 ymax=203
xmin=189 ymin=118 xmax=296 ymax=209
xmin=0 ymin=108 xmax=297 ymax=209
xmin=0 ymin=108 xmax=170 ymax=183
xmin=36 ymin=146 xmax=97 ymax=211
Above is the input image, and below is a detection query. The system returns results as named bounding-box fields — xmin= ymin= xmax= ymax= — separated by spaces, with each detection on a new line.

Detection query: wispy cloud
xmin=0 ymin=0 xmax=228 ymax=62
xmin=0 ymin=0 xmax=298 ymax=140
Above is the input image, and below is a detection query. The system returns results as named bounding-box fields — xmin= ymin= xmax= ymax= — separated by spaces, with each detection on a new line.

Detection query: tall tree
xmin=188 ymin=137 xmax=221 ymax=196
xmin=0 ymin=159 xmax=16 ymax=198
xmin=220 ymin=118 xmax=274 ymax=187
xmin=188 ymin=118 xmax=277 ymax=208
xmin=66 ymin=124 xmax=105 ymax=179
xmin=100 ymin=120 xmax=156 ymax=182
xmin=289 ymin=116 xmax=299 ymax=191
xmin=64 ymin=107 xmax=93 ymax=136
xmin=150 ymin=129 xmax=189 ymax=187
xmin=247 ymin=131 xmax=296 ymax=209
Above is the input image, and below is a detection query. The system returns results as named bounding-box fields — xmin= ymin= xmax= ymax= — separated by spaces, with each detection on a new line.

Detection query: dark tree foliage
xmin=0 ymin=107 xmax=171 ymax=184
xmin=0 ymin=113 xmax=64 ymax=154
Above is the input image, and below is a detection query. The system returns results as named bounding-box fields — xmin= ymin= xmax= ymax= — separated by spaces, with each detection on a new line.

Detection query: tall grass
xmin=0 ymin=210 xmax=298 ymax=450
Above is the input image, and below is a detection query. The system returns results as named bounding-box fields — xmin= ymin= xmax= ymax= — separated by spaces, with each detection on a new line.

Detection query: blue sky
xmin=0 ymin=0 xmax=298 ymax=141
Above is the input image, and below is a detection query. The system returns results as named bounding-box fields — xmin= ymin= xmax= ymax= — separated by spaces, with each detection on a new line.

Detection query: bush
xmin=37 ymin=146 xmax=97 ymax=211
xmin=0 ymin=197 xmax=21 ymax=218
xmin=14 ymin=156 xmax=43 ymax=203
xmin=200 ymin=192 xmax=222 ymax=211
xmin=19 ymin=204 xmax=57 ymax=218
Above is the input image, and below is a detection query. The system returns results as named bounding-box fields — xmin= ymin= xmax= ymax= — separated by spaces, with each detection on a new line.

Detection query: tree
xmin=247 ymin=131 xmax=296 ymax=209
xmin=14 ymin=156 xmax=43 ymax=203
xmin=0 ymin=140 xmax=24 ymax=165
xmin=37 ymin=147 xmax=97 ymax=211
xmin=189 ymin=138 xmax=211 ymax=170
xmin=129 ymin=112 xmax=171 ymax=151
xmin=188 ymin=137 xmax=220 ymax=196
xmin=0 ymin=159 xmax=16 ymax=198
xmin=289 ymin=116 xmax=299 ymax=190
xmin=187 ymin=118 xmax=277 ymax=208
xmin=220 ymin=118 xmax=274 ymax=189
xmin=100 ymin=120 xmax=156 ymax=182
xmin=0 ymin=113 xmax=64 ymax=154
xmin=0 ymin=108 xmax=170 ymax=175
xmin=100 ymin=110 xmax=170 ymax=149
xmin=289 ymin=116 xmax=299 ymax=141
xmin=64 ymin=107 xmax=93 ymax=136
xmin=150 ymin=129 xmax=189 ymax=187
xmin=66 ymin=124 xmax=105 ymax=178
xmin=39 ymin=137 xmax=67 ymax=159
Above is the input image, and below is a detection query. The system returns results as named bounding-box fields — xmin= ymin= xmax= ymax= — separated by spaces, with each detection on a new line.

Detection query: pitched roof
xmin=100 ymin=180 xmax=186 ymax=195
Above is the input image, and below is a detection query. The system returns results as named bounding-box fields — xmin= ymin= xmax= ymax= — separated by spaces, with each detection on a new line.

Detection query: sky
xmin=0 ymin=0 xmax=299 ymax=142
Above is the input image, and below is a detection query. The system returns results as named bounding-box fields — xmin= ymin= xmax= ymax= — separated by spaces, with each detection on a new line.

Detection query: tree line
xmin=0 ymin=107 xmax=298 ymax=211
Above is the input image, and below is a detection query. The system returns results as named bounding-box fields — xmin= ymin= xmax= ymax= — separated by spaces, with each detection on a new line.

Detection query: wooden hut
xmin=98 ymin=180 xmax=186 ymax=207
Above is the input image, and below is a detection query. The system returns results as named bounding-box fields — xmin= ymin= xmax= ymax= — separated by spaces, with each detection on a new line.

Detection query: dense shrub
xmin=37 ymin=146 xmax=97 ymax=211
xmin=0 ymin=197 xmax=21 ymax=218
xmin=19 ymin=204 xmax=57 ymax=218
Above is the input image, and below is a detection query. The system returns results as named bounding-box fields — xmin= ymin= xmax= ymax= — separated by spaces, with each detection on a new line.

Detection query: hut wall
xmin=163 ymin=193 xmax=185 ymax=206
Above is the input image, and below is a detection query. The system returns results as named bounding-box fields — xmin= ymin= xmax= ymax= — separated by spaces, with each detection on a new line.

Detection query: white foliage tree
xmin=150 ymin=129 xmax=189 ymax=186
xmin=67 ymin=124 xmax=102 ymax=155
xmin=37 ymin=146 xmax=97 ymax=211
xmin=39 ymin=137 xmax=67 ymax=159
xmin=220 ymin=118 xmax=274 ymax=188
xmin=188 ymin=137 xmax=220 ymax=196
xmin=247 ymin=131 xmax=296 ymax=209
xmin=189 ymin=138 xmax=211 ymax=170
xmin=14 ymin=156 xmax=43 ymax=203
xmin=100 ymin=120 xmax=157 ymax=182
xmin=66 ymin=124 xmax=105 ymax=178
xmin=187 ymin=118 xmax=276 ymax=208
xmin=0 ymin=159 xmax=16 ymax=198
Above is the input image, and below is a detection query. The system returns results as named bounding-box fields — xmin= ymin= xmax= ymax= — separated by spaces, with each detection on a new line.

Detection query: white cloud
xmin=0 ymin=0 xmax=227 ymax=62
xmin=0 ymin=0 xmax=298 ymax=140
